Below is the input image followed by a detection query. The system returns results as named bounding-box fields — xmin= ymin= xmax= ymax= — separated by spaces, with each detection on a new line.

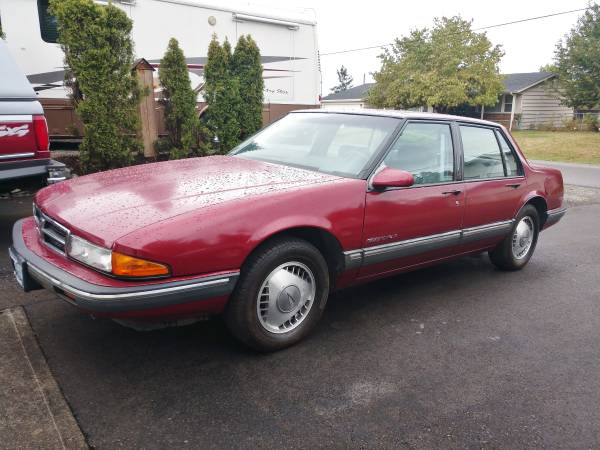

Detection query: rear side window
xmin=37 ymin=0 xmax=58 ymax=43
xmin=495 ymin=131 xmax=522 ymax=177
xmin=383 ymin=122 xmax=454 ymax=185
xmin=460 ymin=126 xmax=504 ymax=180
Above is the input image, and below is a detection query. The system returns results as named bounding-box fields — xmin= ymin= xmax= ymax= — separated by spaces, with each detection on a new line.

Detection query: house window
xmin=503 ymin=94 xmax=513 ymax=113
xmin=37 ymin=0 xmax=58 ymax=43
xmin=487 ymin=95 xmax=503 ymax=113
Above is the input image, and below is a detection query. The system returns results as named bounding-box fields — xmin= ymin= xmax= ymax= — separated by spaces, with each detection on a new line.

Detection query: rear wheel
xmin=489 ymin=204 xmax=539 ymax=271
xmin=225 ymin=237 xmax=329 ymax=351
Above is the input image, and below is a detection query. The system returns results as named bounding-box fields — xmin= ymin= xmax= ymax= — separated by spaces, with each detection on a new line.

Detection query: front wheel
xmin=225 ymin=237 xmax=330 ymax=351
xmin=489 ymin=204 xmax=539 ymax=271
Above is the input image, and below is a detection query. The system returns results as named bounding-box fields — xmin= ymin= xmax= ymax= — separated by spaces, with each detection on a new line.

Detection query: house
xmin=321 ymin=83 xmax=375 ymax=110
xmin=481 ymin=72 xmax=573 ymax=130
xmin=321 ymin=72 xmax=573 ymax=130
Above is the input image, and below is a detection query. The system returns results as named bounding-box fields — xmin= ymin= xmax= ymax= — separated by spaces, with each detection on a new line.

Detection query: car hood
xmin=36 ymin=156 xmax=340 ymax=247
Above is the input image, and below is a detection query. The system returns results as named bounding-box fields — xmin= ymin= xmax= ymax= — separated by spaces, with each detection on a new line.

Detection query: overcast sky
xmin=225 ymin=0 xmax=590 ymax=96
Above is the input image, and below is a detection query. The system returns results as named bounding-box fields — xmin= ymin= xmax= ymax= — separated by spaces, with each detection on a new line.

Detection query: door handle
xmin=506 ymin=183 xmax=521 ymax=189
xmin=442 ymin=190 xmax=462 ymax=196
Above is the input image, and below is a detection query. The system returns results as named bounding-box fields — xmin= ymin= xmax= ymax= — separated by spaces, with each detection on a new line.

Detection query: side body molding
xmin=344 ymin=220 xmax=514 ymax=269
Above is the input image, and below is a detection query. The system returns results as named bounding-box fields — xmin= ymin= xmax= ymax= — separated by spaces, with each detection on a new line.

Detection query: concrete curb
xmin=0 ymin=307 xmax=87 ymax=449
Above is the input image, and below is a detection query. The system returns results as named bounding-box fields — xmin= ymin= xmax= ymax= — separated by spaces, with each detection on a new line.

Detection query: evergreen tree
xmin=50 ymin=0 xmax=142 ymax=173
xmin=158 ymin=38 xmax=200 ymax=159
xmin=203 ymin=35 xmax=240 ymax=152
xmin=331 ymin=65 xmax=354 ymax=93
xmin=232 ymin=35 xmax=264 ymax=139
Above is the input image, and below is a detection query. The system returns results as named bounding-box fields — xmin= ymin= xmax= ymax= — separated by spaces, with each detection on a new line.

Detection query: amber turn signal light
xmin=111 ymin=252 xmax=170 ymax=277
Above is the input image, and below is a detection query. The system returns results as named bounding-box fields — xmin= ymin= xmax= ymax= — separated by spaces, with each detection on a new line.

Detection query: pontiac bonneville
xmin=9 ymin=110 xmax=566 ymax=351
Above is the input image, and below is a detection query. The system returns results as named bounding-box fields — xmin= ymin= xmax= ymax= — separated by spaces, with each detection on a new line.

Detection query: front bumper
xmin=9 ymin=219 xmax=239 ymax=316
xmin=0 ymin=158 xmax=69 ymax=184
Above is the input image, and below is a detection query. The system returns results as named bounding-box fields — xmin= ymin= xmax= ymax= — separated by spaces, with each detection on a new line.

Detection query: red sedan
xmin=9 ymin=110 xmax=566 ymax=351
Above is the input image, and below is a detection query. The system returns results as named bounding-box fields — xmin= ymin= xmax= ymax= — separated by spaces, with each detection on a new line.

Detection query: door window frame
xmin=457 ymin=122 xmax=525 ymax=183
xmin=368 ymin=119 xmax=463 ymax=191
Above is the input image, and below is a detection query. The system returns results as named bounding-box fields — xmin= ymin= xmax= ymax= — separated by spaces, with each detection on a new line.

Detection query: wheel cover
xmin=512 ymin=216 xmax=534 ymax=260
xmin=256 ymin=261 xmax=316 ymax=334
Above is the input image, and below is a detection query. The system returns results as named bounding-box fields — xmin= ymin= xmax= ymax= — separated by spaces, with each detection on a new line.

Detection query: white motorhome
xmin=0 ymin=0 xmax=321 ymax=138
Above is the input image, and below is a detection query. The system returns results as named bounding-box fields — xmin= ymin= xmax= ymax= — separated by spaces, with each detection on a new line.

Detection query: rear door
xmin=459 ymin=124 xmax=526 ymax=250
xmin=358 ymin=121 xmax=465 ymax=280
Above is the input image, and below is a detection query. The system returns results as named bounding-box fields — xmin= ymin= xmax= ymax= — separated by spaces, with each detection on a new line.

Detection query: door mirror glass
xmin=372 ymin=167 xmax=414 ymax=189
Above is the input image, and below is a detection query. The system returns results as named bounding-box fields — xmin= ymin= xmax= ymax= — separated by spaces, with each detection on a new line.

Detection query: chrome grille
xmin=33 ymin=204 xmax=70 ymax=255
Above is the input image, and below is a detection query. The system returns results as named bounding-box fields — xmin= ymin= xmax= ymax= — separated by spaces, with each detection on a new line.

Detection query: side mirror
xmin=371 ymin=167 xmax=414 ymax=190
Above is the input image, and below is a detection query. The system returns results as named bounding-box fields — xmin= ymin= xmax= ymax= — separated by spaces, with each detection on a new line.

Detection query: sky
xmin=222 ymin=0 xmax=591 ymax=95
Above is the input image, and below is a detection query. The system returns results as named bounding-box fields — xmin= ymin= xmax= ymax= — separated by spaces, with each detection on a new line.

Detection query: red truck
xmin=0 ymin=40 xmax=67 ymax=189
xmin=9 ymin=109 xmax=566 ymax=351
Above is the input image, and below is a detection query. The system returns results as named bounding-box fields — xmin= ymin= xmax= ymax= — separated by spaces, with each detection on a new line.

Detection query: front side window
xmin=37 ymin=0 xmax=58 ymax=43
xmin=461 ymin=125 xmax=505 ymax=180
xmin=382 ymin=122 xmax=454 ymax=185
xmin=231 ymin=113 xmax=399 ymax=178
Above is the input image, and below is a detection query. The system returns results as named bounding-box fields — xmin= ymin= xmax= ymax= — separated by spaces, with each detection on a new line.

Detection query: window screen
xmin=383 ymin=122 xmax=454 ymax=185
xmin=38 ymin=0 xmax=58 ymax=43
xmin=460 ymin=126 xmax=505 ymax=180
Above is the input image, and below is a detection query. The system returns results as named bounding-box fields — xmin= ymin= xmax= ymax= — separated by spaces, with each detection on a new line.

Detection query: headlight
xmin=66 ymin=235 xmax=170 ymax=277
xmin=66 ymin=235 xmax=112 ymax=272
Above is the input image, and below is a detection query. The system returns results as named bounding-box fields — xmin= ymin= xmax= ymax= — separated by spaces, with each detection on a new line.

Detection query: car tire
xmin=489 ymin=204 xmax=540 ymax=271
xmin=224 ymin=237 xmax=330 ymax=352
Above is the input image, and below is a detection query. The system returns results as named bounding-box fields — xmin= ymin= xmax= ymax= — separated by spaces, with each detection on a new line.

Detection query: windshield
xmin=230 ymin=113 xmax=400 ymax=177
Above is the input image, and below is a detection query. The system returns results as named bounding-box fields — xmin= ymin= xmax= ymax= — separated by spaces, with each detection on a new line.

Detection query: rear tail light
xmin=32 ymin=115 xmax=49 ymax=152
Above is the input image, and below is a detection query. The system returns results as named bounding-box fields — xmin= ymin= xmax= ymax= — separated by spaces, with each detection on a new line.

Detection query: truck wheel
xmin=489 ymin=205 xmax=539 ymax=271
xmin=225 ymin=237 xmax=330 ymax=352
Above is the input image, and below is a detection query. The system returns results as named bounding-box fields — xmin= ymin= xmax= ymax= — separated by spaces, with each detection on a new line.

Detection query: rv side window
xmin=37 ymin=0 xmax=58 ymax=43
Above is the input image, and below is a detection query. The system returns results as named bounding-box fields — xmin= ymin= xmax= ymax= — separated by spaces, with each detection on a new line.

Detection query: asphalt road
xmin=532 ymin=160 xmax=600 ymax=189
xmin=1 ymin=195 xmax=600 ymax=449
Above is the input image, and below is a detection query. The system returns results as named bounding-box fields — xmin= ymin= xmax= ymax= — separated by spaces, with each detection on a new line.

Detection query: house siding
xmin=519 ymin=82 xmax=573 ymax=129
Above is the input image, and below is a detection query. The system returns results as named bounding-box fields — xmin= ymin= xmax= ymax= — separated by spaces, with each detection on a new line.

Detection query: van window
xmin=37 ymin=0 xmax=58 ymax=43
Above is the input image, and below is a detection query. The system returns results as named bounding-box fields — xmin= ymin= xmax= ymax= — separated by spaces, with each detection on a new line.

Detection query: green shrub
xmin=582 ymin=113 xmax=599 ymax=131
xmin=50 ymin=0 xmax=142 ymax=174
xmin=158 ymin=38 xmax=201 ymax=159
xmin=203 ymin=35 xmax=241 ymax=152
xmin=231 ymin=35 xmax=264 ymax=139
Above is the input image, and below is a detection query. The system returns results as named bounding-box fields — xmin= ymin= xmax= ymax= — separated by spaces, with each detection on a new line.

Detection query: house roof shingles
xmin=502 ymin=72 xmax=555 ymax=93
xmin=322 ymin=83 xmax=375 ymax=101
xmin=321 ymin=72 xmax=556 ymax=102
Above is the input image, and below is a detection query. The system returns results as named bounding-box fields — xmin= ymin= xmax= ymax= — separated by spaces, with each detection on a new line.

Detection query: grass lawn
xmin=511 ymin=130 xmax=600 ymax=165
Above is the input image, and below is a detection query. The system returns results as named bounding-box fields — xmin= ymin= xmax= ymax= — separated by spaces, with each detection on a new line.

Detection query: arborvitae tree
xmin=203 ymin=35 xmax=240 ymax=152
xmin=231 ymin=35 xmax=264 ymax=139
xmin=158 ymin=38 xmax=200 ymax=159
xmin=204 ymin=34 xmax=228 ymax=105
xmin=50 ymin=0 xmax=142 ymax=173
xmin=331 ymin=65 xmax=354 ymax=93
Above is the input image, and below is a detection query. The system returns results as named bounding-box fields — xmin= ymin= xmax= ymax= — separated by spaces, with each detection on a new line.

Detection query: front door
xmin=358 ymin=121 xmax=465 ymax=280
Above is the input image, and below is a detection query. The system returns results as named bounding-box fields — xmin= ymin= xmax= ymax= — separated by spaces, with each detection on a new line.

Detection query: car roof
xmin=0 ymin=40 xmax=37 ymax=100
xmin=292 ymin=108 xmax=503 ymax=128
